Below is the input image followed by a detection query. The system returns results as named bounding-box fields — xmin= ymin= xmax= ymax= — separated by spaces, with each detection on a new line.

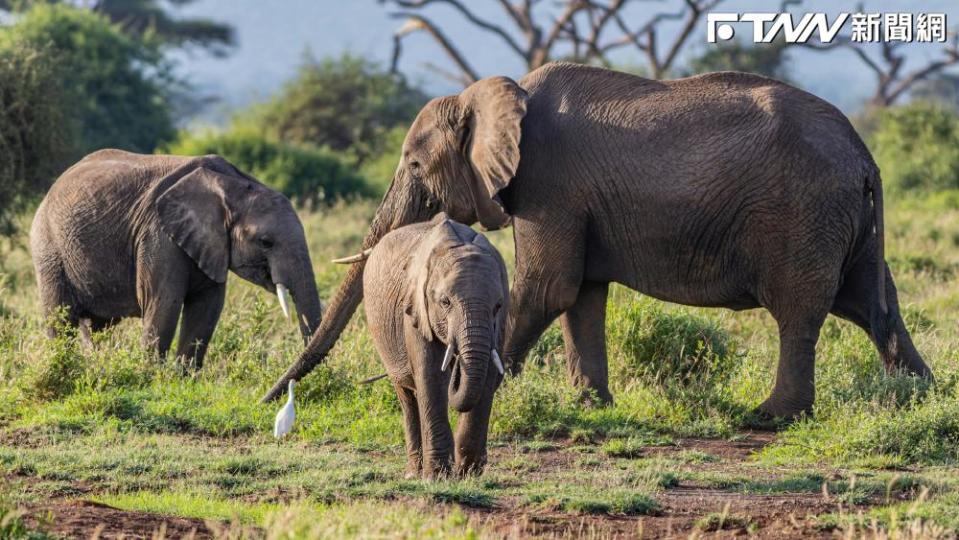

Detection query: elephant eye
xmin=493 ymin=303 xmax=502 ymax=315
xmin=259 ymin=237 xmax=274 ymax=249
xmin=408 ymin=160 xmax=422 ymax=176
xmin=439 ymin=296 xmax=451 ymax=309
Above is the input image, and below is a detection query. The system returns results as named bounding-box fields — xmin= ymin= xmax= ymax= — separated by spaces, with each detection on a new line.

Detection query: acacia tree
xmin=383 ymin=0 xmax=725 ymax=84
xmin=803 ymin=33 xmax=959 ymax=107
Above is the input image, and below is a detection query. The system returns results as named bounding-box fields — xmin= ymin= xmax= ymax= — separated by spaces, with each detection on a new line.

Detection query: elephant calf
xmin=30 ymin=150 xmax=322 ymax=367
xmin=364 ymin=213 xmax=508 ymax=478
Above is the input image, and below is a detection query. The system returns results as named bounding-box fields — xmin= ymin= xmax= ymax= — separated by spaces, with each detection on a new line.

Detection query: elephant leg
xmin=454 ymin=372 xmax=500 ymax=477
xmin=141 ymin=295 xmax=184 ymax=359
xmin=394 ymin=383 xmax=423 ymax=478
xmin=175 ymin=284 xmax=226 ymax=370
xmin=758 ymin=309 xmax=829 ymax=419
xmin=560 ymin=281 xmax=612 ymax=406
xmin=502 ymin=221 xmax=584 ymax=375
xmin=35 ymin=262 xmax=80 ymax=338
xmin=407 ymin=327 xmax=453 ymax=479
xmin=79 ymin=316 xmax=119 ymax=348
xmin=831 ymin=256 xmax=931 ymax=378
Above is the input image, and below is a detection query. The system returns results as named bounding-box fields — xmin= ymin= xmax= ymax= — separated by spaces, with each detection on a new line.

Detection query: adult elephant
xmin=263 ymin=62 xmax=932 ymax=418
xmin=31 ymin=150 xmax=321 ymax=367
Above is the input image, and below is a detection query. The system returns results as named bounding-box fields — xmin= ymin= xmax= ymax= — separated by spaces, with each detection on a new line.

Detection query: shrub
xmin=870 ymin=102 xmax=959 ymax=193
xmin=0 ymin=3 xmax=176 ymax=155
xmin=607 ymin=295 xmax=732 ymax=388
xmin=164 ymin=128 xmax=373 ymax=206
xmin=23 ymin=311 xmax=84 ymax=401
xmin=245 ymin=53 xmax=427 ymax=165
xmin=0 ymin=41 xmax=68 ymax=235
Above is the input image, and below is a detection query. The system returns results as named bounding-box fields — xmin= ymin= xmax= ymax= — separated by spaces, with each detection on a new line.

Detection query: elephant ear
xmin=458 ymin=76 xmax=528 ymax=231
xmin=156 ymin=167 xmax=232 ymax=283
xmin=404 ymin=214 xmax=461 ymax=342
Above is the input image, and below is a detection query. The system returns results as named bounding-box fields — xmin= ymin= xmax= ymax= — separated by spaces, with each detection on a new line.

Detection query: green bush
xmin=607 ymin=296 xmax=732 ymax=388
xmin=0 ymin=3 xmax=175 ymax=155
xmin=870 ymin=102 xmax=959 ymax=193
xmin=0 ymin=41 xmax=68 ymax=235
xmin=245 ymin=53 xmax=426 ymax=165
xmin=164 ymin=128 xmax=374 ymax=206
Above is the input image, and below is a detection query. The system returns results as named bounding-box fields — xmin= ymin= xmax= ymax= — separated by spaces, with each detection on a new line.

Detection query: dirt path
xmin=24 ymin=500 xmax=213 ymax=539
xmin=19 ymin=433 xmax=853 ymax=539
xmin=464 ymin=432 xmax=842 ymax=539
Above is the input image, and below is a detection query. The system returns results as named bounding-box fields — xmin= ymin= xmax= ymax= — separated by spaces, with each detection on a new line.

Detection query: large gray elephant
xmin=31 ymin=149 xmax=321 ymax=367
xmin=263 ymin=62 xmax=932 ymax=419
xmin=365 ymin=213 xmax=507 ymax=478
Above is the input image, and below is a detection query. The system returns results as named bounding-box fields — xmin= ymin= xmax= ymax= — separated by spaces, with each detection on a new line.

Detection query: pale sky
xmin=167 ymin=0 xmax=959 ymax=123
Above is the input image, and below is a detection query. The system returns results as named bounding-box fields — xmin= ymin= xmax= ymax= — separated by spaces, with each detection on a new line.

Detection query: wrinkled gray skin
xmin=31 ymin=150 xmax=321 ymax=367
xmin=264 ymin=62 xmax=932 ymax=419
xmin=364 ymin=213 xmax=508 ymax=478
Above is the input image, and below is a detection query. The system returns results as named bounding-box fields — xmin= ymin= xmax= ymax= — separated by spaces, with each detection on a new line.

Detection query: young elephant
xmin=30 ymin=150 xmax=322 ymax=367
xmin=364 ymin=213 xmax=508 ymax=478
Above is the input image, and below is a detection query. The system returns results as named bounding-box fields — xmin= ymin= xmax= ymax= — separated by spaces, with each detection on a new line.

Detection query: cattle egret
xmin=273 ymin=379 xmax=295 ymax=438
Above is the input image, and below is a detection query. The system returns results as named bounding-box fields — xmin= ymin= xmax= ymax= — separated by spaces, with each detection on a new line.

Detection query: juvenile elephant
xmin=31 ymin=149 xmax=321 ymax=367
xmin=364 ymin=213 xmax=507 ymax=478
xmin=264 ymin=62 xmax=932 ymax=420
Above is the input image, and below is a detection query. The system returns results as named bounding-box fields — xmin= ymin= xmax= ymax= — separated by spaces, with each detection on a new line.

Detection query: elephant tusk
xmin=331 ymin=249 xmax=373 ymax=264
xmin=276 ymin=284 xmax=291 ymax=319
xmin=441 ymin=343 xmax=455 ymax=372
xmin=492 ymin=349 xmax=504 ymax=375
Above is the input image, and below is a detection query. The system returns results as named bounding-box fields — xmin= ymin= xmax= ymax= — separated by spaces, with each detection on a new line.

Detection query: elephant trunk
xmin=289 ymin=264 xmax=321 ymax=343
xmin=448 ymin=305 xmax=492 ymax=413
xmin=261 ymin=176 xmax=434 ymax=403
xmin=269 ymin=249 xmax=322 ymax=344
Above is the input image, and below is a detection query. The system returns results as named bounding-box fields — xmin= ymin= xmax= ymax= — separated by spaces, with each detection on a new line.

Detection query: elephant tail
xmin=870 ymin=174 xmax=888 ymax=315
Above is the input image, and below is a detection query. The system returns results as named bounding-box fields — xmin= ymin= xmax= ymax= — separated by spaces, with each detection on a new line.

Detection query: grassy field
xmin=2 ymin=195 xmax=959 ymax=538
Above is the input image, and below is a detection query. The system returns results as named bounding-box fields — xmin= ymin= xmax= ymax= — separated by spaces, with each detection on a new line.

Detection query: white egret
xmin=273 ymin=379 xmax=295 ymax=438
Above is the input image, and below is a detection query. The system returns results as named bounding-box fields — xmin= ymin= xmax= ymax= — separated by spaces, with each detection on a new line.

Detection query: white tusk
xmin=492 ymin=349 xmax=504 ymax=375
xmin=441 ymin=343 xmax=454 ymax=372
xmin=331 ymin=248 xmax=373 ymax=264
xmin=276 ymin=284 xmax=291 ymax=319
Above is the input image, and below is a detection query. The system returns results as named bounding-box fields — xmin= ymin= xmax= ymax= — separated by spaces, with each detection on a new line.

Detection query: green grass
xmin=2 ymin=195 xmax=959 ymax=536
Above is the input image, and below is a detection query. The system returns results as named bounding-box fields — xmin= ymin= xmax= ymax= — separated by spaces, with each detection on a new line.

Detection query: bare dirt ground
xmin=20 ymin=433 xmax=855 ymax=539
xmin=24 ymin=500 xmax=213 ymax=539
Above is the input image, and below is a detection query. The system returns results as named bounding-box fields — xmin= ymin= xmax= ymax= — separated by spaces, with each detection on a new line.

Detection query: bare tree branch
xmin=382 ymin=0 xmax=727 ymax=85
xmin=389 ymin=0 xmax=527 ymax=58
xmin=389 ymin=13 xmax=480 ymax=84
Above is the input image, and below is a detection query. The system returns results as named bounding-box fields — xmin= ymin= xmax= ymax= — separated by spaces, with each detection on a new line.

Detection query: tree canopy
xmin=244 ymin=53 xmax=428 ymax=165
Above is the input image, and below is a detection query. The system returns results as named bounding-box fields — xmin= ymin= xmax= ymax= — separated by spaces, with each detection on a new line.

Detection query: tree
xmin=0 ymin=41 xmax=69 ymax=235
xmin=383 ymin=0 xmax=725 ymax=85
xmin=1 ymin=3 xmax=176 ymax=155
xmin=0 ymin=0 xmax=234 ymax=56
xmin=245 ymin=53 xmax=428 ymax=165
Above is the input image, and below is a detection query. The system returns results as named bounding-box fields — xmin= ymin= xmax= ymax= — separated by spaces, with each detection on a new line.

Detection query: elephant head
xmin=157 ymin=166 xmax=322 ymax=341
xmin=407 ymin=216 xmax=508 ymax=412
xmin=263 ymin=76 xmax=527 ymax=401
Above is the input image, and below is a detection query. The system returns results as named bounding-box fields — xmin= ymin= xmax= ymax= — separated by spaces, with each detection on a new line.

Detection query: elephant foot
xmin=454 ymin=455 xmax=487 ymax=478
xmin=421 ymin=460 xmax=452 ymax=481
xmin=578 ymin=386 xmax=614 ymax=408
xmin=404 ymin=460 xmax=422 ymax=480
xmin=750 ymin=394 xmax=813 ymax=429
